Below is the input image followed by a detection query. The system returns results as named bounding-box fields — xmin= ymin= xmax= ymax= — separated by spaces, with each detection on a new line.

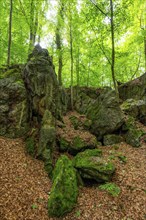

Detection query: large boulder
xmin=58 ymin=135 xmax=98 ymax=155
xmin=86 ymin=90 xmax=124 ymax=140
xmin=119 ymin=73 xmax=146 ymax=101
xmin=73 ymin=149 xmax=115 ymax=183
xmin=48 ymin=155 xmax=78 ymax=217
xmin=125 ymin=128 xmax=144 ymax=147
xmin=0 ymin=67 xmax=29 ymax=137
xmin=121 ymin=99 xmax=146 ymax=125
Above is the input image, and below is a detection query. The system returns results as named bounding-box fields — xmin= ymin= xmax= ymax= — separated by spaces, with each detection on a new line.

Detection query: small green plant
xmin=99 ymin=182 xmax=121 ymax=197
xmin=31 ymin=204 xmax=38 ymax=209
xmin=75 ymin=210 xmax=81 ymax=218
xmin=118 ymin=155 xmax=127 ymax=163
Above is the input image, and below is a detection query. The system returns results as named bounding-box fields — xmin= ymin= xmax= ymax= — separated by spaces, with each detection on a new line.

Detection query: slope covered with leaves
xmin=0 ymin=121 xmax=146 ymax=220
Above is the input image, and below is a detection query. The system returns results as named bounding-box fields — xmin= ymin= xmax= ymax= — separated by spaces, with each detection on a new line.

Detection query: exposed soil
xmin=0 ymin=122 xmax=146 ymax=220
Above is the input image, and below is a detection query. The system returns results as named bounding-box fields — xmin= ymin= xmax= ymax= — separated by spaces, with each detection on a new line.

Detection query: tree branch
xmin=89 ymin=0 xmax=107 ymax=16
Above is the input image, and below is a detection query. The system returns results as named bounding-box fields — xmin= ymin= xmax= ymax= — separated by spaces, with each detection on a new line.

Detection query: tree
xmin=7 ymin=0 xmax=13 ymax=66
xmin=110 ymin=0 xmax=118 ymax=96
xmin=56 ymin=0 xmax=64 ymax=86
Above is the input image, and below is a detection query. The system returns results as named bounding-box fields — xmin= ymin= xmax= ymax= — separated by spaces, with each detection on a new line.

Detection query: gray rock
xmin=103 ymin=134 xmax=124 ymax=146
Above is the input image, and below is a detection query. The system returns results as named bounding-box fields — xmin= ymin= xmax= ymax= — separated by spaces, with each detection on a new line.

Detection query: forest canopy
xmin=0 ymin=0 xmax=146 ymax=87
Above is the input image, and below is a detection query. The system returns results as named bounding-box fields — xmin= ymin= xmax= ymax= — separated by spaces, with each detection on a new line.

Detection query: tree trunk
xmin=28 ymin=0 xmax=38 ymax=53
xmin=56 ymin=30 xmax=63 ymax=86
xmin=7 ymin=0 xmax=13 ymax=66
xmin=56 ymin=2 xmax=64 ymax=86
xmin=76 ymin=47 xmax=80 ymax=86
xmin=110 ymin=0 xmax=119 ymax=97
xmin=69 ymin=5 xmax=74 ymax=110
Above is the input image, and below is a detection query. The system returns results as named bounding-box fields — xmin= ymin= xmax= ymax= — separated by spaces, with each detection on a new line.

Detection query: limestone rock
xmin=103 ymin=134 xmax=124 ymax=146
xmin=73 ymin=149 xmax=115 ymax=183
xmin=125 ymin=128 xmax=144 ymax=147
xmin=0 ymin=67 xmax=29 ymax=137
xmin=121 ymin=99 xmax=146 ymax=125
xmin=87 ymin=90 xmax=124 ymax=140
xmin=119 ymin=72 xmax=146 ymax=101
xmin=48 ymin=155 xmax=78 ymax=217
xmin=58 ymin=135 xmax=98 ymax=155
xmin=23 ymin=45 xmax=67 ymax=121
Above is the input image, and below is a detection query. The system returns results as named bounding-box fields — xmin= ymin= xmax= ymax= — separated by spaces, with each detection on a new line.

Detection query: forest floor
xmin=0 ymin=123 xmax=146 ymax=220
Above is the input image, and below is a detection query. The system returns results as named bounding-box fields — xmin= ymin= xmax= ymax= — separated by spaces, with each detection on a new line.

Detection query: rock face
xmin=48 ymin=155 xmax=78 ymax=217
xmin=68 ymin=88 xmax=124 ymax=140
xmin=73 ymin=149 xmax=115 ymax=183
xmin=119 ymin=73 xmax=146 ymax=101
xmin=121 ymin=99 xmax=146 ymax=125
xmin=86 ymin=90 xmax=124 ymax=140
xmin=103 ymin=134 xmax=124 ymax=146
xmin=0 ymin=68 xmax=29 ymax=137
xmin=23 ymin=44 xmax=67 ymax=121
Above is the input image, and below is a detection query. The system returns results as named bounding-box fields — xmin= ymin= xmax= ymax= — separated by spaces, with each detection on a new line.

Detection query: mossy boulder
xmin=125 ymin=129 xmax=143 ymax=147
xmin=69 ymin=115 xmax=92 ymax=130
xmin=0 ymin=67 xmax=29 ymax=138
xmin=121 ymin=98 xmax=146 ymax=125
xmin=59 ymin=135 xmax=97 ymax=155
xmin=48 ymin=155 xmax=78 ymax=217
xmin=103 ymin=134 xmax=124 ymax=146
xmin=73 ymin=149 xmax=115 ymax=183
xmin=87 ymin=90 xmax=124 ymax=140
xmin=119 ymin=73 xmax=146 ymax=101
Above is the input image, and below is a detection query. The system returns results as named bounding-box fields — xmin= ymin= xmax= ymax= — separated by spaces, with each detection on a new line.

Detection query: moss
xmin=83 ymin=119 xmax=92 ymax=130
xmin=99 ymin=182 xmax=121 ymax=197
xmin=48 ymin=155 xmax=78 ymax=217
xmin=125 ymin=128 xmax=143 ymax=147
xmin=72 ymin=136 xmax=85 ymax=150
xmin=73 ymin=149 xmax=115 ymax=183
xmin=69 ymin=115 xmax=80 ymax=129
xmin=59 ymin=138 xmax=70 ymax=151
xmin=25 ymin=137 xmax=36 ymax=156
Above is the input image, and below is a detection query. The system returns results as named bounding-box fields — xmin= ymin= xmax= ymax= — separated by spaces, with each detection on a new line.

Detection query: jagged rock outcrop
xmin=86 ymin=90 xmax=124 ymax=140
xmin=0 ymin=67 xmax=29 ymax=137
xmin=22 ymin=44 xmax=67 ymax=121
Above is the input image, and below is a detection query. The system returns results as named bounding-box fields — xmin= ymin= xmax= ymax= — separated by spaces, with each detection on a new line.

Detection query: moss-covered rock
xmin=125 ymin=128 xmax=143 ymax=147
xmin=119 ymin=73 xmax=146 ymax=101
xmin=103 ymin=134 xmax=124 ymax=146
xmin=0 ymin=67 xmax=29 ymax=138
xmin=121 ymin=98 xmax=146 ymax=125
xmin=25 ymin=137 xmax=36 ymax=156
xmin=87 ymin=90 xmax=124 ymax=140
xmin=73 ymin=149 xmax=115 ymax=183
xmin=48 ymin=155 xmax=78 ymax=217
xmin=58 ymin=135 xmax=97 ymax=155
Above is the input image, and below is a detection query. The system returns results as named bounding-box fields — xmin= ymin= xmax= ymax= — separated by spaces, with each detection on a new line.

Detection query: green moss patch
xmin=48 ymin=155 xmax=78 ymax=217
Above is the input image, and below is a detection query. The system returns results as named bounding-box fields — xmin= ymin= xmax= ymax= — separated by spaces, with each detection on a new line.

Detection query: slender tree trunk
xmin=76 ymin=47 xmax=80 ymax=86
xmin=28 ymin=0 xmax=38 ymax=53
xmin=69 ymin=6 xmax=74 ymax=110
xmin=56 ymin=30 xmax=63 ymax=86
xmin=7 ymin=0 xmax=13 ymax=66
xmin=110 ymin=0 xmax=119 ymax=97
xmin=56 ymin=2 xmax=64 ymax=86
xmin=144 ymin=37 xmax=146 ymax=72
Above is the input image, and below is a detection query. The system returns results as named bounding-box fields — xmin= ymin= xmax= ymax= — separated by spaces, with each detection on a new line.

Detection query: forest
xmin=0 ymin=0 xmax=146 ymax=87
xmin=0 ymin=0 xmax=146 ymax=220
